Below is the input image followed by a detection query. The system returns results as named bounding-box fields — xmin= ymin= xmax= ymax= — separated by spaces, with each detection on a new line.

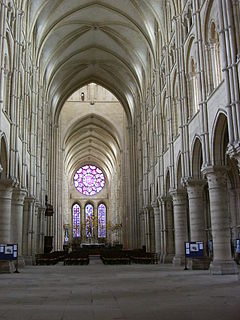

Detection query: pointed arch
xmin=176 ymin=153 xmax=183 ymax=190
xmin=212 ymin=111 xmax=228 ymax=166
xmin=172 ymin=70 xmax=180 ymax=137
xmin=191 ymin=136 xmax=203 ymax=179
xmin=0 ymin=135 xmax=8 ymax=179
xmin=165 ymin=169 xmax=170 ymax=195
xmin=162 ymin=91 xmax=168 ymax=152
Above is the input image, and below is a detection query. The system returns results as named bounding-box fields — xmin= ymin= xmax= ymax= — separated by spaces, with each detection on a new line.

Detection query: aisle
xmin=0 ymin=264 xmax=239 ymax=320
xmin=89 ymin=255 xmax=103 ymax=265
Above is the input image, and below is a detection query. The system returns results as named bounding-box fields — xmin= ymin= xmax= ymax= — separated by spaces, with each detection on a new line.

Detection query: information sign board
xmin=0 ymin=244 xmax=18 ymax=260
xmin=236 ymin=239 xmax=240 ymax=253
xmin=185 ymin=241 xmax=204 ymax=258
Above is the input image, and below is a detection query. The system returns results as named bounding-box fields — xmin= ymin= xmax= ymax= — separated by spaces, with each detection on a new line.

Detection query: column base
xmin=23 ymin=255 xmax=34 ymax=265
xmin=16 ymin=256 xmax=25 ymax=269
xmin=162 ymin=253 xmax=174 ymax=264
xmin=153 ymin=251 xmax=161 ymax=262
xmin=172 ymin=255 xmax=185 ymax=266
xmin=187 ymin=257 xmax=211 ymax=270
xmin=210 ymin=259 xmax=239 ymax=275
xmin=0 ymin=261 xmax=15 ymax=273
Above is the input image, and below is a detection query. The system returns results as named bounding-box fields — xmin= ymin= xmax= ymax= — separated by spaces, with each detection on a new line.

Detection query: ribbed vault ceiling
xmin=64 ymin=112 xmax=121 ymax=181
xmin=28 ymin=0 xmax=166 ymax=123
xmin=26 ymin=0 xmax=169 ymax=180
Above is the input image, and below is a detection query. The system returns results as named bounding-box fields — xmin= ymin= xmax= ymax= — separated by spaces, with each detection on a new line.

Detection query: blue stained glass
xmin=72 ymin=204 xmax=80 ymax=238
xmin=98 ymin=204 xmax=106 ymax=238
xmin=73 ymin=164 xmax=105 ymax=196
xmin=86 ymin=204 xmax=93 ymax=238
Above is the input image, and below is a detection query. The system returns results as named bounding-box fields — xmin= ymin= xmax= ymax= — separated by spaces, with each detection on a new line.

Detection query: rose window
xmin=73 ymin=164 xmax=105 ymax=196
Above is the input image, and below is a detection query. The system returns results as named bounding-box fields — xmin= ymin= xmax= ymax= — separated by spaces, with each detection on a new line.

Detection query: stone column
xmin=143 ymin=207 xmax=150 ymax=252
xmin=186 ymin=179 xmax=206 ymax=242
xmin=0 ymin=179 xmax=14 ymax=273
xmin=152 ymin=202 xmax=161 ymax=255
xmin=204 ymin=167 xmax=238 ymax=274
xmin=160 ymin=196 xmax=175 ymax=263
xmin=31 ymin=203 xmax=39 ymax=261
xmin=170 ymin=190 xmax=188 ymax=266
xmin=10 ymin=188 xmax=27 ymax=267
xmin=22 ymin=197 xmax=35 ymax=265
xmin=139 ymin=210 xmax=145 ymax=249
xmin=159 ymin=203 xmax=165 ymax=262
xmin=0 ymin=180 xmax=13 ymax=243
xmin=39 ymin=208 xmax=46 ymax=254
xmin=36 ymin=208 xmax=42 ymax=254
xmin=149 ymin=209 xmax=155 ymax=253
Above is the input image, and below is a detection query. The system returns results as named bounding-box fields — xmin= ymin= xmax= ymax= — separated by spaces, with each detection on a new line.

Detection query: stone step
xmin=89 ymin=255 xmax=103 ymax=265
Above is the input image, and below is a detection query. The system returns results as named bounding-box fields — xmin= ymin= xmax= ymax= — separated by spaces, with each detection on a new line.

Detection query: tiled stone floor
xmin=0 ymin=261 xmax=239 ymax=320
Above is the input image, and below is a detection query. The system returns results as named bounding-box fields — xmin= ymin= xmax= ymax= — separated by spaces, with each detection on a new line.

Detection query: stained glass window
xmin=72 ymin=203 xmax=80 ymax=238
xmin=73 ymin=164 xmax=105 ymax=196
xmin=98 ymin=203 xmax=106 ymax=238
xmin=85 ymin=203 xmax=93 ymax=238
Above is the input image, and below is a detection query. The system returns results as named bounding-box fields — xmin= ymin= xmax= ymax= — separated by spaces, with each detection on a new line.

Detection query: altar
xmin=81 ymin=243 xmax=105 ymax=249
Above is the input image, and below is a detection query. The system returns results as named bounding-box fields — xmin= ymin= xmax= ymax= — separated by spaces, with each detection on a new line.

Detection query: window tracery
xmin=85 ymin=203 xmax=93 ymax=238
xmin=73 ymin=164 xmax=105 ymax=196
xmin=98 ymin=203 xmax=106 ymax=238
xmin=188 ymin=58 xmax=199 ymax=117
xmin=208 ymin=21 xmax=222 ymax=91
xmin=72 ymin=203 xmax=81 ymax=238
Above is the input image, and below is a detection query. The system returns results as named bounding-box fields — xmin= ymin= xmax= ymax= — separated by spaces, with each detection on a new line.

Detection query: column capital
xmin=39 ymin=206 xmax=46 ymax=215
xmin=0 ymin=178 xmax=17 ymax=189
xmin=151 ymin=201 xmax=159 ymax=209
xmin=34 ymin=201 xmax=40 ymax=210
xmin=24 ymin=196 xmax=36 ymax=204
xmin=227 ymin=143 xmax=240 ymax=173
xmin=201 ymin=165 xmax=228 ymax=175
xmin=183 ymin=178 xmax=206 ymax=198
xmin=12 ymin=188 xmax=27 ymax=204
xmin=158 ymin=195 xmax=172 ymax=203
xmin=169 ymin=188 xmax=186 ymax=197
xmin=202 ymin=166 xmax=228 ymax=187
xmin=182 ymin=177 xmax=206 ymax=188
xmin=0 ymin=179 xmax=16 ymax=197
xmin=143 ymin=205 xmax=151 ymax=212
xmin=169 ymin=189 xmax=187 ymax=205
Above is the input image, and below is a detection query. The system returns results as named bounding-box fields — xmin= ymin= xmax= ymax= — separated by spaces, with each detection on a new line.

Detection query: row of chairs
xmin=100 ymin=249 xmax=159 ymax=265
xmin=35 ymin=249 xmax=159 ymax=266
xmin=63 ymin=252 xmax=89 ymax=265
xmin=100 ymin=250 xmax=131 ymax=265
xmin=36 ymin=251 xmax=89 ymax=265
xmin=35 ymin=251 xmax=66 ymax=265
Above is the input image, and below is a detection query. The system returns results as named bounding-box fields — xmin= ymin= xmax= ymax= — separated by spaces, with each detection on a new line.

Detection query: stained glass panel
xmin=72 ymin=204 xmax=80 ymax=238
xmin=85 ymin=203 xmax=93 ymax=238
xmin=98 ymin=203 xmax=106 ymax=238
xmin=73 ymin=164 xmax=105 ymax=196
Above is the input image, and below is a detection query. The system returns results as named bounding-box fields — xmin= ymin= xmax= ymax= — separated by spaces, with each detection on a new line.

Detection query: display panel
xmin=185 ymin=241 xmax=204 ymax=257
xmin=0 ymin=244 xmax=18 ymax=260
